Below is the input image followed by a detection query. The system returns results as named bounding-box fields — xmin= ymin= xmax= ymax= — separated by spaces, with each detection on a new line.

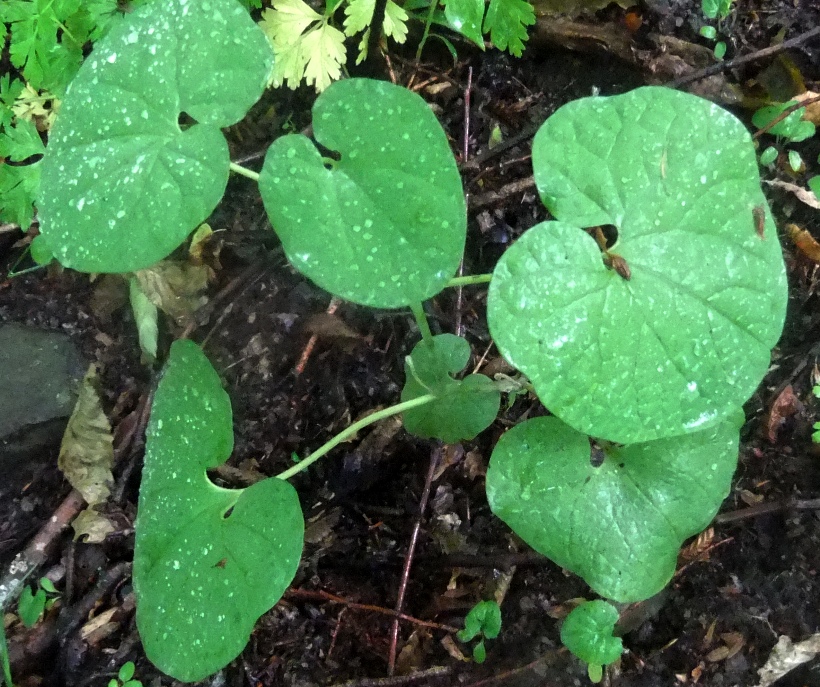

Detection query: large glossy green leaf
xmin=37 ymin=0 xmax=273 ymax=273
xmin=134 ymin=340 xmax=303 ymax=682
xmin=560 ymin=601 xmax=622 ymax=668
xmin=485 ymin=415 xmax=738 ymax=602
xmin=489 ymin=87 xmax=787 ymax=444
xmin=259 ymin=78 xmax=466 ymax=308
xmin=401 ymin=334 xmax=500 ymax=443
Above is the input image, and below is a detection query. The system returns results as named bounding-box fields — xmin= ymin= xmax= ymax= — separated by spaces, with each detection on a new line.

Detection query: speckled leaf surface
xmin=401 ymin=334 xmax=500 ymax=443
xmin=134 ymin=340 xmax=303 ymax=682
xmin=485 ymin=415 xmax=738 ymax=602
xmin=444 ymin=0 xmax=486 ymax=45
xmin=37 ymin=0 xmax=273 ymax=273
xmin=560 ymin=601 xmax=623 ymax=667
xmin=259 ymin=78 xmax=466 ymax=308
xmin=488 ymin=87 xmax=787 ymax=444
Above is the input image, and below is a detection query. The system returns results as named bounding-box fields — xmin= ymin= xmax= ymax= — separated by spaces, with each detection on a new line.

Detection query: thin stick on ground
xmin=387 ymin=447 xmax=441 ymax=675
xmin=295 ymin=297 xmax=341 ymax=376
xmin=285 ymin=588 xmax=459 ymax=633
xmin=667 ymin=26 xmax=820 ymax=89
xmin=330 ymin=666 xmax=452 ymax=687
xmin=714 ymin=497 xmax=820 ymax=524
xmin=0 ymin=489 xmax=85 ymax=612
xmin=456 ymin=66 xmax=473 ymax=339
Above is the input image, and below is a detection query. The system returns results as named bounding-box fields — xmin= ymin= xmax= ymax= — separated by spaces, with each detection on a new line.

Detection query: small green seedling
xmin=457 ymin=600 xmax=502 ymax=663
xmin=813 ymin=385 xmax=820 ymax=443
xmin=699 ymin=0 xmax=733 ymax=59
xmin=752 ymin=101 xmax=816 ymax=172
xmin=560 ymin=601 xmax=622 ymax=683
xmin=17 ymin=577 xmax=59 ymax=628
xmin=401 ymin=334 xmax=500 ymax=443
xmin=108 ymin=661 xmax=142 ymax=687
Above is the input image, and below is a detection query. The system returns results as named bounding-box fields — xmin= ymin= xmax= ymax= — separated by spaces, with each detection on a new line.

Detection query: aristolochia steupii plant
xmin=32 ymin=0 xmax=787 ymax=680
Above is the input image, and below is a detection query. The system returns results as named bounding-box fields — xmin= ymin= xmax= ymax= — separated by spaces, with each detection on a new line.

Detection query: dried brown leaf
xmin=71 ymin=507 xmax=116 ymax=543
xmin=134 ymin=259 xmax=210 ymax=324
xmin=707 ymin=645 xmax=731 ymax=662
xmin=303 ymin=312 xmax=362 ymax=341
xmin=767 ymin=385 xmax=801 ymax=443
xmin=766 ymin=181 xmax=820 ymax=211
xmin=58 ymin=366 xmax=114 ymax=507
xmin=787 ymin=224 xmax=820 ymax=262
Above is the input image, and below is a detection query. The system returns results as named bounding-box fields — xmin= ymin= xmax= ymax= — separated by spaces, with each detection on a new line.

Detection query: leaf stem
xmin=415 ymin=0 xmax=440 ymax=62
xmin=445 ymin=273 xmax=493 ymax=288
xmin=276 ymin=394 xmax=436 ymax=481
xmin=229 ymin=162 xmax=260 ymax=182
xmin=410 ymin=302 xmax=434 ymax=346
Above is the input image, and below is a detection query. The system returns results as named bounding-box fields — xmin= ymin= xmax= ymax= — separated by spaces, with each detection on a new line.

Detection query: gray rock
xmin=0 ymin=324 xmax=86 ymax=498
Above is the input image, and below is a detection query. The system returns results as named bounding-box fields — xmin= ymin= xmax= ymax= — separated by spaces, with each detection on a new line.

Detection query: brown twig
xmin=295 ymin=297 xmax=342 ymax=376
xmin=0 ymin=489 xmax=85 ymax=612
xmin=462 ymin=651 xmax=562 ymax=687
xmin=459 ymin=123 xmax=540 ymax=172
xmin=668 ymin=26 xmax=820 ymax=89
xmin=469 ymin=176 xmax=536 ymax=210
xmin=714 ymin=497 xmax=820 ymax=525
xmin=329 ymin=666 xmax=452 ymax=687
xmin=753 ymin=94 xmax=820 ymax=139
xmin=455 ymin=66 xmax=473 ymax=340
xmin=285 ymin=588 xmax=459 ymax=633
xmin=387 ymin=447 xmax=441 ymax=675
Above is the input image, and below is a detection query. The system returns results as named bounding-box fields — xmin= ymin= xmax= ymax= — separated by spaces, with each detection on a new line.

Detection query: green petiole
xmin=276 ymin=393 xmax=436 ymax=481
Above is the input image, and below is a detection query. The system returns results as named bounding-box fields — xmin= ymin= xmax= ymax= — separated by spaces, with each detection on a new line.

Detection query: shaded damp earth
xmin=2 ymin=0 xmax=820 ymax=685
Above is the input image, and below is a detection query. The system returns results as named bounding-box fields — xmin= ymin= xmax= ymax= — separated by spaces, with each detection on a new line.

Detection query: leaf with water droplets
xmin=37 ymin=0 xmax=273 ymax=273
xmin=401 ymin=334 xmax=500 ymax=443
xmin=488 ymin=87 xmax=787 ymax=444
xmin=259 ymin=78 xmax=466 ymax=308
xmin=134 ymin=340 xmax=303 ymax=682
xmin=486 ymin=415 xmax=738 ymax=602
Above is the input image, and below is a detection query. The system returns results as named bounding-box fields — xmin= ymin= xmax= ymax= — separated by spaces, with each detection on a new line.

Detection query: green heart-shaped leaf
xmin=489 ymin=87 xmax=787 ymax=443
xmin=134 ymin=340 xmax=303 ymax=682
xmin=401 ymin=334 xmax=500 ymax=443
xmin=38 ymin=0 xmax=273 ymax=273
xmin=560 ymin=601 xmax=622 ymax=668
xmin=485 ymin=415 xmax=738 ymax=602
xmin=259 ymin=78 xmax=466 ymax=308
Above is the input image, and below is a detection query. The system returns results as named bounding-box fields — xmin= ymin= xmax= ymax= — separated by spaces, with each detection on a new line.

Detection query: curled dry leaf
xmin=765 ymin=180 xmax=820 ymax=210
xmin=58 ymin=366 xmax=114 ymax=507
xmin=134 ymin=259 xmax=211 ymax=324
xmin=766 ymin=384 xmax=802 ymax=444
xmin=58 ymin=365 xmax=116 ymax=543
xmin=71 ymin=507 xmax=116 ymax=544
xmin=786 ymin=224 xmax=820 ymax=263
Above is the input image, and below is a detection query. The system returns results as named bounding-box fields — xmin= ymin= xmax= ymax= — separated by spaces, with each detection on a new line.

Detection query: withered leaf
xmin=134 ymin=259 xmax=210 ymax=324
xmin=58 ymin=365 xmax=114 ymax=507
xmin=71 ymin=507 xmax=116 ymax=543
xmin=766 ymin=384 xmax=801 ymax=444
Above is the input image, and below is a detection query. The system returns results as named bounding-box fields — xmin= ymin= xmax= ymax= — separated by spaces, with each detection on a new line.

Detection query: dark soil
xmin=3 ymin=0 xmax=820 ymax=685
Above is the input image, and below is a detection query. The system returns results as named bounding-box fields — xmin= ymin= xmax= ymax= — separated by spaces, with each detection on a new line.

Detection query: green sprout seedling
xmin=17 ymin=577 xmax=59 ymax=628
xmin=560 ymin=601 xmax=622 ymax=683
xmin=699 ymin=0 xmax=733 ymax=59
xmin=108 ymin=661 xmax=142 ymax=687
xmin=753 ymin=101 xmax=816 ymax=173
xmin=34 ymin=2 xmax=788 ymax=679
xmin=457 ymin=600 xmax=502 ymax=663
xmin=813 ymin=385 xmax=820 ymax=443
